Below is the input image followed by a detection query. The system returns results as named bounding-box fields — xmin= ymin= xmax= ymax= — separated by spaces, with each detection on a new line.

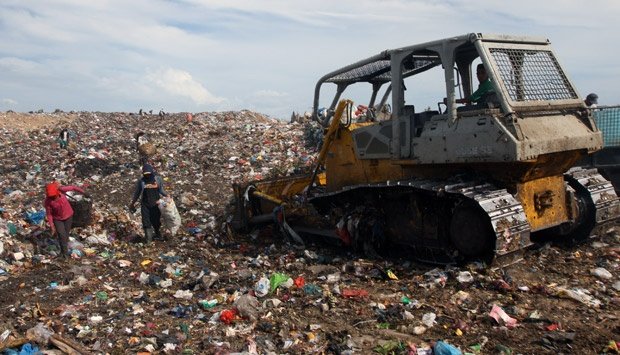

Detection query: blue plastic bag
xmin=4 ymin=343 xmax=43 ymax=355
xmin=20 ymin=343 xmax=41 ymax=355
xmin=433 ymin=340 xmax=462 ymax=355
xmin=24 ymin=210 xmax=46 ymax=225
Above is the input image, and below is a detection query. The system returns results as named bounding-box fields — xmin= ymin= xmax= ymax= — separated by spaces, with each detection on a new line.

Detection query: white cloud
xmin=2 ymin=98 xmax=17 ymax=106
xmin=0 ymin=57 xmax=41 ymax=73
xmin=145 ymin=67 xmax=225 ymax=105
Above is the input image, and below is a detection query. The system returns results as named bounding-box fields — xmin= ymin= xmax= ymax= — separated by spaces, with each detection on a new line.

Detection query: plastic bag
xmin=24 ymin=210 xmax=46 ymax=225
xmin=158 ymin=196 xmax=181 ymax=235
xmin=269 ymin=273 xmax=290 ymax=293
xmin=255 ymin=277 xmax=270 ymax=297
xmin=433 ymin=340 xmax=462 ymax=355
xmin=488 ymin=304 xmax=517 ymax=328
xmin=235 ymin=294 xmax=260 ymax=321
xmin=26 ymin=322 xmax=53 ymax=344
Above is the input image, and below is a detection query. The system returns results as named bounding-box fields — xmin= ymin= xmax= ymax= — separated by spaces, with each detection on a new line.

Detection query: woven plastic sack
xmin=158 ymin=196 xmax=181 ymax=235
xmin=138 ymin=142 xmax=157 ymax=156
xmin=69 ymin=198 xmax=93 ymax=227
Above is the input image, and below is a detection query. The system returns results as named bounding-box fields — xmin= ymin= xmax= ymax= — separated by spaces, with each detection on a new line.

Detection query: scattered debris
xmin=0 ymin=111 xmax=617 ymax=353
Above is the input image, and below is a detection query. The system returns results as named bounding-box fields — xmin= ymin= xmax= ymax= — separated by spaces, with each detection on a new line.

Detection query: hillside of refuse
xmin=0 ymin=111 xmax=618 ymax=354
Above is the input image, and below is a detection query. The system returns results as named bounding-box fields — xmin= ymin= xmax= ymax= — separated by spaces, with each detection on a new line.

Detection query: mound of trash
xmin=0 ymin=111 xmax=618 ymax=354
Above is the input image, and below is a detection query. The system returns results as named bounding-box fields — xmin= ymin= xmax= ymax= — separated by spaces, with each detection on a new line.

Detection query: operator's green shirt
xmin=469 ymin=78 xmax=494 ymax=103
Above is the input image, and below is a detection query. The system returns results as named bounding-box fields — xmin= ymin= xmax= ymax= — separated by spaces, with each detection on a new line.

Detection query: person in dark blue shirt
xmin=129 ymin=164 xmax=167 ymax=243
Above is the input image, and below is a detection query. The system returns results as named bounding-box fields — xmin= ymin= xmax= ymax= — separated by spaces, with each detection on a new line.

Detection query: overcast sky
xmin=0 ymin=1 xmax=618 ymax=119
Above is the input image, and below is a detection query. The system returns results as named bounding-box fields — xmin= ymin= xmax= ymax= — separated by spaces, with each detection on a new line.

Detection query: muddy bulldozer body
xmin=232 ymin=33 xmax=620 ymax=265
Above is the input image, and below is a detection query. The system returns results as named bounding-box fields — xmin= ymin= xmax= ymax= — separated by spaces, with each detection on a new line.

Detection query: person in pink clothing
xmin=44 ymin=182 xmax=88 ymax=258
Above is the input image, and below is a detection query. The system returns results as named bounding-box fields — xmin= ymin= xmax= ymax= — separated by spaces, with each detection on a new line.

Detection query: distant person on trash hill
xmin=129 ymin=163 xmax=167 ymax=243
xmin=44 ymin=181 xmax=88 ymax=258
xmin=58 ymin=128 xmax=70 ymax=149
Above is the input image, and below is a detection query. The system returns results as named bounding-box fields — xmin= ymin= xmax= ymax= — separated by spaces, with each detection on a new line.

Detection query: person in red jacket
xmin=44 ymin=182 xmax=87 ymax=258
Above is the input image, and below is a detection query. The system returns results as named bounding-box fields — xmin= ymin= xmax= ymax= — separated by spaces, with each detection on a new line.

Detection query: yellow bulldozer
xmin=231 ymin=33 xmax=620 ymax=265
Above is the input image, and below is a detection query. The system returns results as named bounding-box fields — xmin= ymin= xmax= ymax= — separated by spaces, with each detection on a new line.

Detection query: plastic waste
xmin=591 ymin=267 xmax=613 ymax=280
xmin=67 ymin=240 xmax=84 ymax=251
xmin=326 ymin=273 xmax=341 ymax=283
xmin=423 ymin=268 xmax=448 ymax=288
xmin=555 ymin=287 xmax=602 ymax=307
xmin=170 ymin=305 xmax=192 ymax=318
xmin=25 ymin=323 xmax=53 ymax=344
xmin=494 ymin=344 xmax=513 ymax=354
xmin=7 ymin=222 xmax=17 ymax=235
xmin=450 ymin=290 xmax=470 ymax=305
xmin=422 ymin=312 xmax=437 ymax=328
xmin=173 ymin=290 xmax=193 ymax=299
xmin=413 ymin=326 xmax=426 ymax=335
xmin=199 ymin=299 xmax=218 ymax=309
xmin=433 ymin=340 xmax=462 ymax=355
xmin=24 ymin=210 xmax=45 ymax=225
xmin=234 ymin=294 xmax=261 ymax=321
xmin=294 ymin=276 xmax=305 ymax=288
xmin=2 ymin=343 xmax=39 ymax=355
xmin=456 ymin=271 xmax=474 ymax=284
xmin=373 ymin=340 xmax=404 ymax=354
xmin=606 ymin=340 xmax=619 ymax=353
xmin=269 ymin=272 xmax=290 ymax=293
xmin=89 ymin=315 xmax=103 ymax=324
xmin=159 ymin=279 xmax=173 ymax=288
xmin=19 ymin=343 xmax=40 ymax=355
xmin=255 ymin=277 xmax=270 ymax=297
xmin=201 ymin=271 xmax=219 ymax=289
xmin=158 ymin=196 xmax=181 ymax=235
xmin=386 ymin=269 xmax=398 ymax=280
xmin=219 ymin=309 xmax=238 ymax=324
xmin=85 ymin=233 xmax=110 ymax=245
xmin=488 ymin=304 xmax=517 ymax=328
xmin=302 ymin=284 xmax=322 ymax=296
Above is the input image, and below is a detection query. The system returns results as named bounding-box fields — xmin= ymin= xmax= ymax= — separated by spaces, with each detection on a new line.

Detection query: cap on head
xmin=46 ymin=182 xmax=60 ymax=198
xmin=586 ymin=93 xmax=598 ymax=104
xmin=142 ymin=163 xmax=155 ymax=175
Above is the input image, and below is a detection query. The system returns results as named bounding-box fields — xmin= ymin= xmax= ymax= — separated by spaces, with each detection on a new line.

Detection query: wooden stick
xmin=49 ymin=334 xmax=92 ymax=354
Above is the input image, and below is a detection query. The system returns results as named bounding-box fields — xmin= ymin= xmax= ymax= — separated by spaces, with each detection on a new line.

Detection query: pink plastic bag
xmin=488 ymin=304 xmax=517 ymax=328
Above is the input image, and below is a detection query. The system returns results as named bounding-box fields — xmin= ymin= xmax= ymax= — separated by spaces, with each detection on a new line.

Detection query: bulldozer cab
xmin=312 ymin=33 xmax=593 ymax=161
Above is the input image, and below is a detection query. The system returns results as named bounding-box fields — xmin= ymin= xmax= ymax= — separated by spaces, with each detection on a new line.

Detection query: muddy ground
xmin=0 ymin=112 xmax=618 ymax=354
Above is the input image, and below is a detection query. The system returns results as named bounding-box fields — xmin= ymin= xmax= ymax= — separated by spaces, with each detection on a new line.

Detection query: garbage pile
xmin=0 ymin=111 xmax=618 ymax=354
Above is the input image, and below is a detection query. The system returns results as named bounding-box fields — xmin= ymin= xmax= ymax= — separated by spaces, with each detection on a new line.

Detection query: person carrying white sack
xmin=129 ymin=163 xmax=167 ymax=243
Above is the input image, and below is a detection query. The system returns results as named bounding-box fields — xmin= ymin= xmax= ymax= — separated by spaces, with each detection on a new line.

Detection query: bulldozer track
xmin=566 ymin=168 xmax=620 ymax=225
xmin=309 ymin=177 xmax=532 ymax=266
